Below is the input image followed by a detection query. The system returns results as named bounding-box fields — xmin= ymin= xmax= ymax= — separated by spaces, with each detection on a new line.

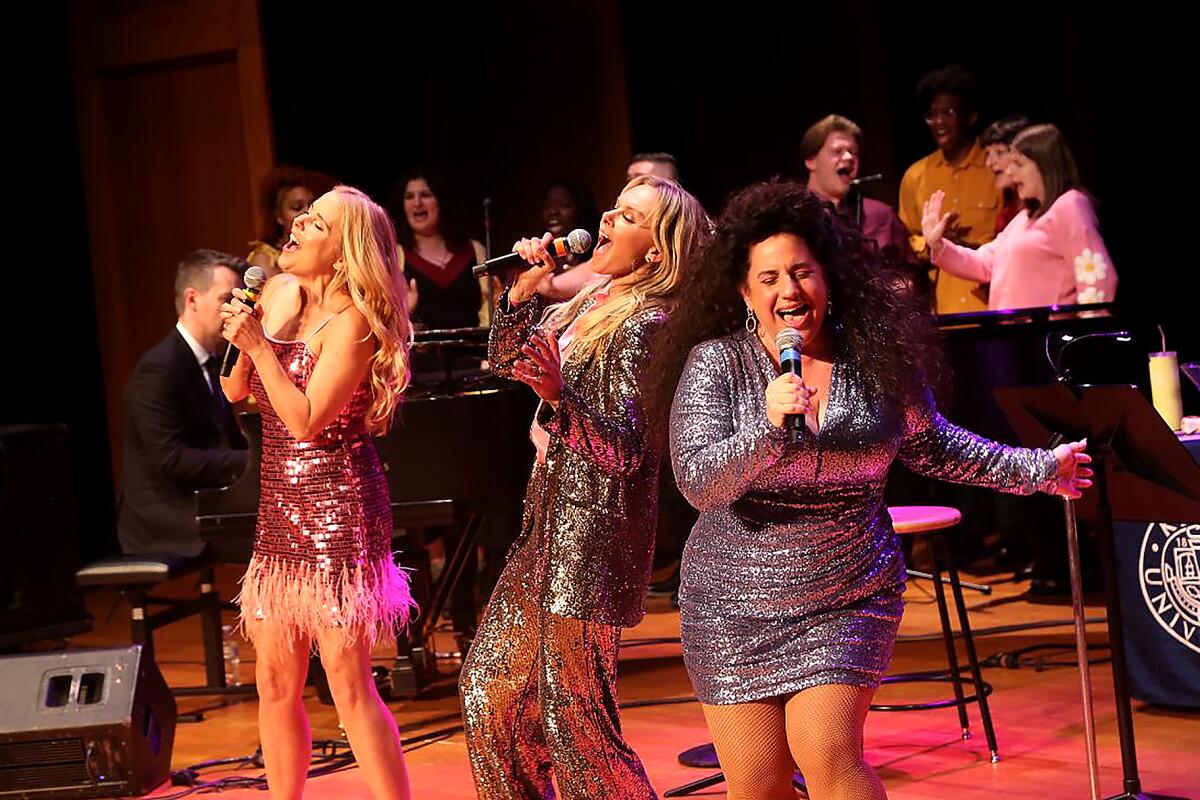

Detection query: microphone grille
xmin=774 ymin=326 xmax=803 ymax=352
xmin=244 ymin=266 xmax=268 ymax=291
xmin=566 ymin=228 xmax=593 ymax=255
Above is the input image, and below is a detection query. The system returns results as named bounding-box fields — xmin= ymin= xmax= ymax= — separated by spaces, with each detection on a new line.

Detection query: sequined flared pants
xmin=459 ymin=494 xmax=656 ymax=799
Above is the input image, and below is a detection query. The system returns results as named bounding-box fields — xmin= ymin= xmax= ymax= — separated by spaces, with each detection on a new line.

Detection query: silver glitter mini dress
xmin=670 ymin=330 xmax=1057 ymax=705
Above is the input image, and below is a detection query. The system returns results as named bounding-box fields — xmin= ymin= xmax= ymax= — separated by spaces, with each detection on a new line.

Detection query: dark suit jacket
xmin=117 ymin=329 xmax=247 ymax=556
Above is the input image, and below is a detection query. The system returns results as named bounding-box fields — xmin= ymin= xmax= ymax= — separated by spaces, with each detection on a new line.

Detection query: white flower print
xmin=1074 ymin=249 xmax=1108 ymax=286
xmin=1077 ymin=286 xmax=1107 ymax=304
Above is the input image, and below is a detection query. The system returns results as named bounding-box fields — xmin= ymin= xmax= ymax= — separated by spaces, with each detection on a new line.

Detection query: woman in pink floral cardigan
xmin=924 ymin=123 xmax=1117 ymax=311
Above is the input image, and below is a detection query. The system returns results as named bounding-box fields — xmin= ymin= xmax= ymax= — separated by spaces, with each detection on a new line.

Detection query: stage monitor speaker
xmin=0 ymin=646 xmax=176 ymax=798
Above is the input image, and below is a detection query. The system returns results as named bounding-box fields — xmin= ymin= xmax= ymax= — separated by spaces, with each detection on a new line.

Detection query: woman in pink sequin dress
xmin=220 ymin=185 xmax=416 ymax=800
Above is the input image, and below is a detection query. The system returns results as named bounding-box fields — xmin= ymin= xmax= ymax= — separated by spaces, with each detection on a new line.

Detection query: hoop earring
xmin=744 ymin=305 xmax=758 ymax=333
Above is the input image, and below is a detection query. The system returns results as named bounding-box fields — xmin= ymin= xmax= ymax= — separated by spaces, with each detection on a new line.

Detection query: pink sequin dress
xmin=238 ymin=320 xmax=415 ymax=647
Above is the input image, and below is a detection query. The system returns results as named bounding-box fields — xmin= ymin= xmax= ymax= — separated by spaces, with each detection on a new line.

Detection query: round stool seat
xmin=887 ymin=505 xmax=962 ymax=534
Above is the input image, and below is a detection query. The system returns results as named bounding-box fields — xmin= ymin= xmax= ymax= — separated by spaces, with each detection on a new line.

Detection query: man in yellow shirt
xmin=898 ymin=65 xmax=1001 ymax=314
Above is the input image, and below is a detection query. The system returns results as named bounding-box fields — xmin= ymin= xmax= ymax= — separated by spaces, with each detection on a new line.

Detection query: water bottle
xmin=221 ymin=624 xmax=241 ymax=686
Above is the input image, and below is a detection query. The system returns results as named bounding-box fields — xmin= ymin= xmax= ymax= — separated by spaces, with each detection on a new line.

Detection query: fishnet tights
xmin=701 ymin=683 xmax=886 ymax=800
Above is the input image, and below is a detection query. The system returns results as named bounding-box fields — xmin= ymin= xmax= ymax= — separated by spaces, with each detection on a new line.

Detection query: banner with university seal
xmin=1113 ymin=438 xmax=1200 ymax=709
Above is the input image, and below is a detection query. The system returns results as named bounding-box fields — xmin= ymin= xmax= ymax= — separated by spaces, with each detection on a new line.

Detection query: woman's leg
xmin=540 ymin=613 xmax=656 ymax=800
xmin=459 ymin=534 xmax=554 ymax=799
xmin=316 ymin=631 xmax=411 ymax=800
xmin=783 ymin=683 xmax=885 ymax=800
xmin=700 ymin=698 xmax=797 ymax=800
xmin=253 ymin=625 xmax=312 ymax=800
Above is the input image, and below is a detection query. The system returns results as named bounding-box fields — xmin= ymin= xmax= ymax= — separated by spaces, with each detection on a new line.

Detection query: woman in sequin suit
xmin=221 ymin=186 xmax=417 ymax=800
xmin=656 ymin=180 xmax=1092 ymax=800
xmin=459 ymin=175 xmax=709 ymax=799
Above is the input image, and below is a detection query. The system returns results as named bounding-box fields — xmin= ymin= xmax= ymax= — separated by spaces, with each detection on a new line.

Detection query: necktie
xmin=203 ymin=355 xmax=223 ymax=397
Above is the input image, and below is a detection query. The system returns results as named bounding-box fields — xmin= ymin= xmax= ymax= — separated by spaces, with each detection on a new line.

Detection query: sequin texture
xmin=482 ymin=291 xmax=665 ymax=627
xmin=670 ymin=330 xmax=1058 ymax=705
xmin=237 ymin=335 xmax=415 ymax=649
xmin=459 ymin=290 xmax=661 ymax=798
xmin=460 ymin=468 xmax=655 ymax=799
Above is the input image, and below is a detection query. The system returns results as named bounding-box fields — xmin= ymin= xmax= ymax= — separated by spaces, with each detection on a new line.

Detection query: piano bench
xmin=75 ymin=554 xmax=237 ymax=700
xmin=76 ymin=553 xmax=210 ymax=587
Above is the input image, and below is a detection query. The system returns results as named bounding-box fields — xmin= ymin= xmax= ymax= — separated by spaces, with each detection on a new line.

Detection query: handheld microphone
xmin=775 ymin=327 xmax=805 ymax=443
xmin=472 ymin=229 xmax=592 ymax=278
xmin=220 ymin=266 xmax=267 ymax=377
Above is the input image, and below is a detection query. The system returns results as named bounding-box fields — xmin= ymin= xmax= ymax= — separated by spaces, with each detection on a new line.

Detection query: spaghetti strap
xmin=303 ymin=312 xmax=340 ymax=344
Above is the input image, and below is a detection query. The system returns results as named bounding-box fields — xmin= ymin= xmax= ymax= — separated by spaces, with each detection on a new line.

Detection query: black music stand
xmin=996 ymin=382 xmax=1200 ymax=800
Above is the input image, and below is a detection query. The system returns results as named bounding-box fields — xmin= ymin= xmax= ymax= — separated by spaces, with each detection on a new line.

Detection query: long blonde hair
xmin=540 ymin=175 xmax=709 ymax=361
xmin=327 ymin=185 xmax=412 ymax=434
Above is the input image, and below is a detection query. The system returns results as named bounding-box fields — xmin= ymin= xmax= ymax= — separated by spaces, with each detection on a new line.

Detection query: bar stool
xmin=877 ymin=505 xmax=1000 ymax=763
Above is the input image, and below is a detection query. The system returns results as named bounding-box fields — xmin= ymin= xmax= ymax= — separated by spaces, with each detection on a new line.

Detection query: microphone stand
xmin=848 ymin=173 xmax=883 ymax=229
xmin=1043 ymin=333 xmax=1129 ymax=799
xmin=482 ymin=198 xmax=495 ymax=317
xmin=1062 ymin=485 xmax=1102 ymax=800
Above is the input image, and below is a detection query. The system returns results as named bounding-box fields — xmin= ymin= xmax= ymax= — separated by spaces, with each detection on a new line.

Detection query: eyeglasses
xmin=924 ymin=108 xmax=961 ymax=124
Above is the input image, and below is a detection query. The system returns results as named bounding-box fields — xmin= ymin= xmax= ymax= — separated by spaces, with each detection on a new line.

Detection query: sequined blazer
xmin=489 ymin=291 xmax=665 ymax=627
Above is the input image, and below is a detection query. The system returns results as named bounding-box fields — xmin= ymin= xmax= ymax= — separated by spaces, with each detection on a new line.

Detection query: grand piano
xmin=196 ymin=328 xmax=537 ymax=696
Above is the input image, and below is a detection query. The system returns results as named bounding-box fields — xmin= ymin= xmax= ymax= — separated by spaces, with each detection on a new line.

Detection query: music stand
xmin=996 ymin=382 xmax=1200 ymax=800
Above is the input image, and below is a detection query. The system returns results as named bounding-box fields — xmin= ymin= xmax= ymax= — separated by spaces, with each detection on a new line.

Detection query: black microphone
xmin=848 ymin=173 xmax=883 ymax=187
xmin=847 ymin=174 xmax=883 ymax=226
xmin=220 ymin=266 xmax=267 ymax=377
xmin=472 ymin=229 xmax=593 ymax=278
xmin=775 ymin=327 xmax=805 ymax=443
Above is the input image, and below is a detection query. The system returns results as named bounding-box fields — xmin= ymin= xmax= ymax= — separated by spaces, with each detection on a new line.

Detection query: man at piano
xmin=117 ymin=249 xmax=249 ymax=560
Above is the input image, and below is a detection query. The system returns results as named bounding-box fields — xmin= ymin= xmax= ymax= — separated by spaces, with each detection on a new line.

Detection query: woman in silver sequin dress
xmin=221 ymin=187 xmax=416 ymax=800
xmin=656 ymin=180 xmax=1092 ymax=800
xmin=459 ymin=175 xmax=708 ymax=799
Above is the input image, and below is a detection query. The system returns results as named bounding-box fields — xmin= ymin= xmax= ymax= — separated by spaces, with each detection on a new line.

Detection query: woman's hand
xmin=513 ymin=330 xmax=564 ymax=407
xmin=1051 ymin=439 xmax=1094 ymax=499
xmin=921 ymin=190 xmax=956 ymax=257
xmin=220 ymin=288 xmax=267 ymax=359
xmin=765 ymin=373 xmax=817 ymax=430
xmin=507 ymin=233 xmax=559 ymax=306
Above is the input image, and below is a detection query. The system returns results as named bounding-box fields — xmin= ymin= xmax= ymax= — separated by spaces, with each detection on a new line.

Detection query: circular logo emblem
xmin=1139 ymin=522 xmax=1200 ymax=655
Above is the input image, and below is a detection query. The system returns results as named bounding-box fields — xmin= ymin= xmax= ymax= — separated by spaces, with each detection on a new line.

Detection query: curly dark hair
xmin=648 ymin=179 xmax=947 ymax=435
xmin=258 ymin=165 xmax=338 ymax=245
xmin=916 ymin=64 xmax=980 ymax=115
